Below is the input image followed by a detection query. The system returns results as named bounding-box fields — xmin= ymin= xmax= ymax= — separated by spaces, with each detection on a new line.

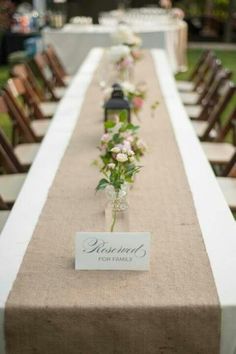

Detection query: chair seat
xmin=201 ymin=142 xmax=235 ymax=165
xmin=64 ymin=75 xmax=72 ymax=86
xmin=185 ymin=105 xmax=202 ymax=119
xmin=0 ymin=210 xmax=10 ymax=233
xmin=176 ymin=80 xmax=194 ymax=92
xmin=54 ymin=87 xmax=67 ymax=99
xmin=31 ymin=119 xmax=50 ymax=138
xmin=192 ymin=121 xmax=217 ymax=139
xmin=0 ymin=174 xmax=26 ymax=204
xmin=217 ymin=177 xmax=236 ymax=210
xmin=39 ymin=101 xmax=58 ymax=118
xmin=14 ymin=143 xmax=40 ymax=167
xmin=180 ymin=92 xmax=200 ymax=105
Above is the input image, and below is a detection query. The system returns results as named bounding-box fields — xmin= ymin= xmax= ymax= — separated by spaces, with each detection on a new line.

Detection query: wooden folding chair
xmin=0 ymin=128 xmax=39 ymax=172
xmin=179 ymin=59 xmax=222 ymax=106
xmin=0 ymin=130 xmax=27 ymax=208
xmin=4 ymin=79 xmax=51 ymax=143
xmin=191 ymin=81 xmax=236 ymax=141
xmin=201 ymin=107 xmax=236 ymax=171
xmin=12 ymin=63 xmax=59 ymax=118
xmin=176 ymin=50 xmax=213 ymax=92
xmin=186 ymin=69 xmax=233 ymax=121
xmin=34 ymin=53 xmax=66 ymax=101
xmin=0 ymin=97 xmax=40 ymax=170
xmin=45 ymin=45 xmax=72 ymax=87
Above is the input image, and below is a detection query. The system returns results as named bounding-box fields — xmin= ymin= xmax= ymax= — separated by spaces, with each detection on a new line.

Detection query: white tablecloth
xmin=42 ymin=22 xmax=188 ymax=75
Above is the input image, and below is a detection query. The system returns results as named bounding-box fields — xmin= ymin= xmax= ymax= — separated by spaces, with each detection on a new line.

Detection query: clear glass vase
xmin=105 ymin=184 xmax=129 ymax=232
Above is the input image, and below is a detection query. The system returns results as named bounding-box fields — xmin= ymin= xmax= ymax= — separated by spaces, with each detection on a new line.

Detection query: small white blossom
xmin=127 ymin=150 xmax=135 ymax=156
xmin=116 ymin=153 xmax=128 ymax=162
xmin=110 ymin=146 xmax=121 ymax=153
xmin=109 ymin=45 xmax=130 ymax=63
xmin=129 ymin=156 xmax=135 ymax=162
xmin=108 ymin=163 xmax=115 ymax=169
xmin=121 ymin=81 xmax=136 ymax=94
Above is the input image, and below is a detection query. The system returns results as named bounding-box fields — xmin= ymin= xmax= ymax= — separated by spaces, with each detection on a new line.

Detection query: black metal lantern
xmin=104 ymin=85 xmax=131 ymax=123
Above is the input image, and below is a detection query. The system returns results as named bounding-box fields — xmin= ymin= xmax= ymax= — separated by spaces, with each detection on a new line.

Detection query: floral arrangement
xmin=96 ymin=113 xmax=147 ymax=231
xmin=111 ymin=24 xmax=143 ymax=63
xmin=109 ymin=45 xmax=133 ymax=67
xmin=121 ymin=81 xmax=146 ymax=116
xmin=108 ymin=44 xmax=134 ymax=80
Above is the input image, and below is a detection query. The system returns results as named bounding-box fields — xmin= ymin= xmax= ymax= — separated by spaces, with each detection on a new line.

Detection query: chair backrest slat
xmin=199 ymin=69 xmax=232 ymax=121
xmin=189 ymin=50 xmax=211 ymax=82
xmin=46 ymin=45 xmax=67 ymax=77
xmin=0 ymin=128 xmax=23 ymax=173
xmin=3 ymin=90 xmax=37 ymax=144
xmin=0 ymin=96 xmax=8 ymax=114
xmin=217 ymin=107 xmax=236 ymax=142
xmin=34 ymin=53 xmax=58 ymax=101
xmin=201 ymin=82 xmax=236 ymax=141
xmin=45 ymin=46 xmax=66 ymax=86
xmin=193 ymin=51 xmax=216 ymax=91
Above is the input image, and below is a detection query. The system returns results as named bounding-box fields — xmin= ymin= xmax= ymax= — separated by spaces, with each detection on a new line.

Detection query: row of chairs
xmin=0 ymin=45 xmax=72 ymax=232
xmin=177 ymin=49 xmax=236 ymax=212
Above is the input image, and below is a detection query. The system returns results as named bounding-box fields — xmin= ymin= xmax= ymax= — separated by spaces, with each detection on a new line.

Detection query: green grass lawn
xmin=176 ymin=49 xmax=236 ymax=81
xmin=0 ymin=65 xmax=11 ymax=139
xmin=0 ymin=48 xmax=235 ymax=142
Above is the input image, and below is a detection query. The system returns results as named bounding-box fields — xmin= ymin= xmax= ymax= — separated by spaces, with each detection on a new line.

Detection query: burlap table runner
xmin=5 ymin=52 xmax=220 ymax=354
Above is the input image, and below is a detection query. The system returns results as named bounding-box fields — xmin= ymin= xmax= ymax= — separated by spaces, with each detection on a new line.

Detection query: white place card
xmin=75 ymin=232 xmax=150 ymax=271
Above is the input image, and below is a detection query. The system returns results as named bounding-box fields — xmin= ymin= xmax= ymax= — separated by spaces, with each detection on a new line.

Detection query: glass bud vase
xmin=105 ymin=184 xmax=129 ymax=232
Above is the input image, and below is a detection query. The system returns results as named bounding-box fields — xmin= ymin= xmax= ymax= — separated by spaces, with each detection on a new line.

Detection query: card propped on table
xmin=75 ymin=232 xmax=150 ymax=271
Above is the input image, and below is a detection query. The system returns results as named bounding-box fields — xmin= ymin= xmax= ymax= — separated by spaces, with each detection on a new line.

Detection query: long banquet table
xmin=0 ymin=48 xmax=236 ymax=354
xmin=42 ymin=21 xmax=187 ymax=75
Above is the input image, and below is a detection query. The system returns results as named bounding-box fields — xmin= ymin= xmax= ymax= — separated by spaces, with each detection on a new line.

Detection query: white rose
xmin=116 ymin=153 xmax=128 ymax=162
xmin=111 ymin=24 xmax=134 ymax=44
xmin=110 ymin=146 xmax=121 ymax=153
xmin=121 ymin=81 xmax=136 ymax=94
xmin=109 ymin=45 xmax=130 ymax=63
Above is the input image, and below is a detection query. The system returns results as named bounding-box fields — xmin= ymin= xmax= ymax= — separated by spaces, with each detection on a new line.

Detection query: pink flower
xmin=119 ymin=56 xmax=134 ymax=69
xmin=123 ymin=140 xmax=132 ymax=151
xmin=101 ymin=133 xmax=110 ymax=143
xmin=131 ymin=49 xmax=143 ymax=61
xmin=132 ymin=96 xmax=144 ymax=110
